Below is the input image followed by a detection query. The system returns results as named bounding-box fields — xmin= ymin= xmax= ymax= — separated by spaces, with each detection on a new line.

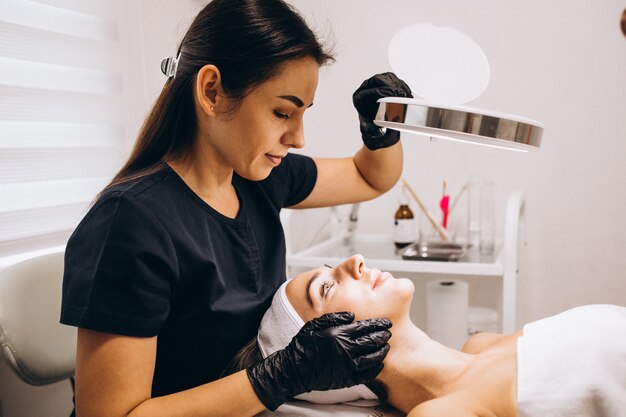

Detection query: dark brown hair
xmin=103 ymin=0 xmax=334 ymax=193
xmin=221 ymin=337 xmax=262 ymax=377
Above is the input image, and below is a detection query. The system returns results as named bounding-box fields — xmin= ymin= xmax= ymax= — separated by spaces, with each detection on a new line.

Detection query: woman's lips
xmin=372 ymin=271 xmax=390 ymax=289
xmin=265 ymin=154 xmax=284 ymax=166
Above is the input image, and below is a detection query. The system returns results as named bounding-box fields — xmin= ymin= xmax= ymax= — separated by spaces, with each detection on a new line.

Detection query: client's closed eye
xmin=320 ymin=281 xmax=334 ymax=299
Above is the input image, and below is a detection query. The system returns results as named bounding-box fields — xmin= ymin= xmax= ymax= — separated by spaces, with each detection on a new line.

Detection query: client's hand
xmin=247 ymin=312 xmax=392 ymax=411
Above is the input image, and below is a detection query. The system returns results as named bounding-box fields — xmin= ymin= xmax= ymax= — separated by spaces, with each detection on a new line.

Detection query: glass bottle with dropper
xmin=393 ymin=191 xmax=416 ymax=249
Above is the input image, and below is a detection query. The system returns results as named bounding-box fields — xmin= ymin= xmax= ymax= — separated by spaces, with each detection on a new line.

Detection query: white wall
xmin=300 ymin=0 xmax=626 ymax=324
xmin=133 ymin=0 xmax=626 ymax=325
xmin=293 ymin=0 xmax=626 ymax=325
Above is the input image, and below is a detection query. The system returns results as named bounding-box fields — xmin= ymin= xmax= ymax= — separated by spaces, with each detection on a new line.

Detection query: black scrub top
xmin=60 ymin=153 xmax=317 ymax=397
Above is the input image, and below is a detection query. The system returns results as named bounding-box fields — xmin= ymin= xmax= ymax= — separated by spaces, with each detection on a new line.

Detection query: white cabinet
xmin=285 ymin=191 xmax=525 ymax=333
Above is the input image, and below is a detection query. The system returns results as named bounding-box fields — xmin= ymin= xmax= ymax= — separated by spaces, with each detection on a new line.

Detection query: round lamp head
xmin=374 ymin=97 xmax=543 ymax=152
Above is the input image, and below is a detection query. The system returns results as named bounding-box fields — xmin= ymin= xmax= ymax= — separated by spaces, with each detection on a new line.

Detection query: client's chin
xmin=396 ymin=277 xmax=415 ymax=293
xmin=387 ymin=277 xmax=415 ymax=321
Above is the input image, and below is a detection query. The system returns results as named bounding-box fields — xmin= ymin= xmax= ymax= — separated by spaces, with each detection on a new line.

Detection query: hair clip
xmin=160 ymin=51 xmax=181 ymax=78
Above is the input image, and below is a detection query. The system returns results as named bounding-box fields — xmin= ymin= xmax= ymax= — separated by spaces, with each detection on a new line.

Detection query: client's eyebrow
xmin=306 ymin=271 xmax=322 ymax=308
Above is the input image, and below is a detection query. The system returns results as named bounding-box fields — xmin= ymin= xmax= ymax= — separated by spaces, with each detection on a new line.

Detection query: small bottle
xmin=394 ymin=195 xmax=416 ymax=249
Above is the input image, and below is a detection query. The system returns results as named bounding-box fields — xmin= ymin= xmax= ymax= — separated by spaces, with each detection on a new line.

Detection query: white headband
xmin=257 ymin=280 xmax=380 ymax=406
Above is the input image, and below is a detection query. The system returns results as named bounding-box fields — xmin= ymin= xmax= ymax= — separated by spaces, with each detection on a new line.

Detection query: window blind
xmin=0 ymin=0 xmax=125 ymax=256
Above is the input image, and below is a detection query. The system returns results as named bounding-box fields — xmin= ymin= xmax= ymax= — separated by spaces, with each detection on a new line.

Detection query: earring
xmin=210 ymin=106 xmax=215 ymax=112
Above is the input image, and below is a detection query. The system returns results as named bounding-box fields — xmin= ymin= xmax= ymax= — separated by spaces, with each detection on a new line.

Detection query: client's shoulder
xmin=407 ymin=396 xmax=481 ymax=417
xmin=461 ymin=331 xmax=522 ymax=354
xmin=461 ymin=332 xmax=502 ymax=353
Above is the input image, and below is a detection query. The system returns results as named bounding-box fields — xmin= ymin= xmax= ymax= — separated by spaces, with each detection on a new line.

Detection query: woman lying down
xmin=224 ymin=254 xmax=626 ymax=417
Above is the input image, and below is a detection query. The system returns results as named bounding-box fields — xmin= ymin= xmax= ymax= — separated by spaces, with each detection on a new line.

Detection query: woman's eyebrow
xmin=306 ymin=271 xmax=322 ymax=308
xmin=277 ymin=95 xmax=314 ymax=108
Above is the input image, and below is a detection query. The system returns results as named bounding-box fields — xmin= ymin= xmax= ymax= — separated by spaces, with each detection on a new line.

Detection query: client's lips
xmin=372 ymin=270 xmax=389 ymax=289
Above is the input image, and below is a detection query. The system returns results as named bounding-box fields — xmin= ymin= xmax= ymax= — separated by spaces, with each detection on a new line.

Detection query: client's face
xmin=286 ymin=254 xmax=414 ymax=323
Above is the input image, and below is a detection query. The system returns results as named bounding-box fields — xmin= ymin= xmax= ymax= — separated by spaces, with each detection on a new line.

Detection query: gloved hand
xmin=353 ymin=72 xmax=413 ymax=150
xmin=247 ymin=312 xmax=392 ymax=411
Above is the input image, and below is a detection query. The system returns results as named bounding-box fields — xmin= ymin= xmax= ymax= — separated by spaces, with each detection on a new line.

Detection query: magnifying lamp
xmin=374 ymin=97 xmax=544 ymax=152
xmin=384 ymin=23 xmax=544 ymax=152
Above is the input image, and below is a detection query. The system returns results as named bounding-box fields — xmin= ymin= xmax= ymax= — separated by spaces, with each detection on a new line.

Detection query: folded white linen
xmin=516 ymin=304 xmax=626 ymax=417
xmin=257 ymin=400 xmax=405 ymax=417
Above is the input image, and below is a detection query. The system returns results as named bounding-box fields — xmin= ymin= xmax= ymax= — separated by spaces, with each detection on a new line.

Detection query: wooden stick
xmin=402 ymin=178 xmax=449 ymax=241
xmin=448 ymin=183 xmax=468 ymax=215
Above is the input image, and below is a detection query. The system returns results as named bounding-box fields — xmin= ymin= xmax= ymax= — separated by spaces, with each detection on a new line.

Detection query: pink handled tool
xmin=440 ymin=195 xmax=450 ymax=229
xmin=440 ymin=180 xmax=450 ymax=229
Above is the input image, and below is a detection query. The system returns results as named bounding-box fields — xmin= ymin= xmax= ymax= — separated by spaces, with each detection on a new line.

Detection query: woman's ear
xmin=195 ymin=64 xmax=223 ymax=117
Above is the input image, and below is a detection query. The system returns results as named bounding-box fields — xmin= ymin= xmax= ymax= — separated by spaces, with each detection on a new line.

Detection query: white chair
xmin=0 ymin=251 xmax=76 ymax=386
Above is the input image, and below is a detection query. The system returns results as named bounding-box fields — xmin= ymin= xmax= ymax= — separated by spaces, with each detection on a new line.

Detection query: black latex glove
xmin=247 ymin=312 xmax=392 ymax=411
xmin=353 ymin=72 xmax=413 ymax=150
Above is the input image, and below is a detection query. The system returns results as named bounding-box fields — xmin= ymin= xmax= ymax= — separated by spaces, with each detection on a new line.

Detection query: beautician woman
xmin=60 ymin=0 xmax=412 ymax=416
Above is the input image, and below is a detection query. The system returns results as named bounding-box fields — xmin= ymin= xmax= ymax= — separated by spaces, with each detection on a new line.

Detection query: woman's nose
xmin=340 ymin=254 xmax=365 ymax=280
xmin=282 ymin=121 xmax=305 ymax=149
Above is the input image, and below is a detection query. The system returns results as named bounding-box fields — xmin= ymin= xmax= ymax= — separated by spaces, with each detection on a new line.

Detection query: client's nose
xmin=339 ymin=254 xmax=365 ymax=280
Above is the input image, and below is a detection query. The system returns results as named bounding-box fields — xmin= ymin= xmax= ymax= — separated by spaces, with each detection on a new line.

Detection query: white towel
xmin=517 ymin=304 xmax=626 ymax=417
xmin=257 ymin=401 xmax=405 ymax=417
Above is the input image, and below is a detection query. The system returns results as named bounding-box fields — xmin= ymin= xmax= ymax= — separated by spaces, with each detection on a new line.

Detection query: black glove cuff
xmin=247 ymin=350 xmax=303 ymax=412
xmin=246 ymin=364 xmax=283 ymax=411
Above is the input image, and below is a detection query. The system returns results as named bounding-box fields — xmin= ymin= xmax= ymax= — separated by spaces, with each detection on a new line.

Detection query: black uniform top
xmin=60 ymin=153 xmax=317 ymax=397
